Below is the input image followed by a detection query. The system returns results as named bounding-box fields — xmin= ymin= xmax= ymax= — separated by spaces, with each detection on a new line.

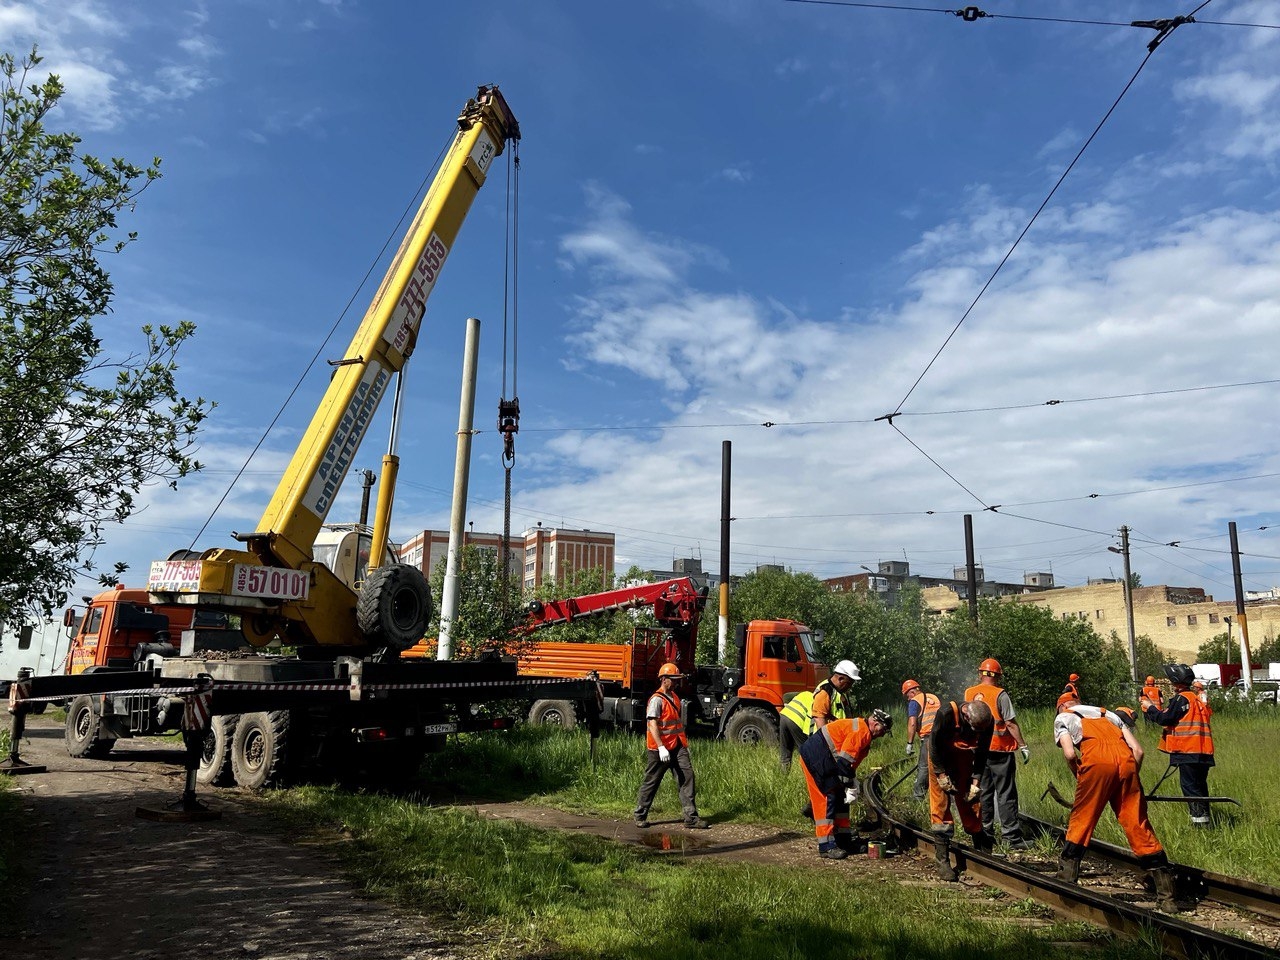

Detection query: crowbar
xmin=1144 ymin=763 xmax=1241 ymax=806
xmin=1040 ymin=781 xmax=1074 ymax=810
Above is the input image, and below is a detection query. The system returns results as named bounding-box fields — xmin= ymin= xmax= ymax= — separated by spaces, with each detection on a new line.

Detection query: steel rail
xmin=1019 ymin=812 xmax=1280 ymax=922
xmin=865 ymin=768 xmax=1280 ymax=960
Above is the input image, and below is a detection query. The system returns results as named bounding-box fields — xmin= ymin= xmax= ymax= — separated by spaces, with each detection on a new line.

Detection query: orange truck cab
xmin=63 ymin=585 xmax=237 ymax=674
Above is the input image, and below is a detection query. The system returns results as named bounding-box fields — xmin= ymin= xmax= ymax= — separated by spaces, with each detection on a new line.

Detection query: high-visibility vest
xmin=1142 ymin=684 xmax=1164 ymax=709
xmin=780 ymin=691 xmax=815 ymax=734
xmin=909 ymin=690 xmax=940 ymax=737
xmin=819 ymin=717 xmax=872 ymax=769
xmin=645 ymin=691 xmax=688 ymax=751
xmin=965 ymin=682 xmax=1017 ymax=752
xmin=1158 ymin=691 xmax=1214 ymax=757
xmin=811 ymin=679 xmax=851 ymax=723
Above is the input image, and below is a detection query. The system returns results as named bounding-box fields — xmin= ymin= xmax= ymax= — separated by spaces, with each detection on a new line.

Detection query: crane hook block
xmin=498 ymin=397 xmax=520 ymax=463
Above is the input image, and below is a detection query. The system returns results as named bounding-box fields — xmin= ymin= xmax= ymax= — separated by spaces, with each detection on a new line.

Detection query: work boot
xmin=634 ymin=815 xmax=650 ymax=829
xmin=934 ymin=837 xmax=957 ymax=881
xmin=800 ymin=801 xmax=814 ymax=821
xmin=971 ymin=830 xmax=995 ymax=854
xmin=684 ymin=817 xmax=710 ymax=830
xmin=1150 ymin=867 xmax=1184 ymax=912
xmin=836 ymin=834 xmax=868 ymax=855
xmin=1056 ymin=856 xmax=1081 ymax=883
xmin=820 ymin=843 xmax=849 ymax=860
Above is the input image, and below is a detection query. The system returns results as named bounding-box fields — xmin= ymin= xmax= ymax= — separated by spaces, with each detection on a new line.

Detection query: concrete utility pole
xmin=963 ymin=514 xmax=978 ymax=626
xmin=1108 ymin=526 xmax=1139 ymax=681
xmin=718 ymin=440 xmax=731 ymax=662
xmin=1229 ymin=521 xmax=1253 ymax=693
xmin=438 ymin=318 xmax=481 ymax=662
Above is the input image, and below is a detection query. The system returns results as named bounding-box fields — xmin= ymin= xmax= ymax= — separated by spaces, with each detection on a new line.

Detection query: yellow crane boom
xmin=148 ymin=87 xmax=518 ymax=652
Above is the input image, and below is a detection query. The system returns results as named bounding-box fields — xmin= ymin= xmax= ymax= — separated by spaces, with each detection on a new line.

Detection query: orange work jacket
xmin=818 ymin=717 xmax=873 ymax=769
xmin=1158 ymin=691 xmax=1214 ymax=758
xmin=965 ymin=682 xmax=1017 ymax=751
xmin=909 ymin=690 xmax=941 ymax=737
xmin=645 ymin=691 xmax=688 ymax=751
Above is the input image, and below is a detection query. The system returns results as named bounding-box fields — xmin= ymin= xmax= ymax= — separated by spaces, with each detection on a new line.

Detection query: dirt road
xmin=0 ymin=717 xmax=461 ymax=960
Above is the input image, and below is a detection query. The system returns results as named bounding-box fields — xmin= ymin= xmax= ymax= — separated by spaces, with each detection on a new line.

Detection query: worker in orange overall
xmin=1141 ymin=675 xmax=1164 ymax=710
xmin=634 ymin=662 xmax=708 ymax=830
xmin=1054 ymin=692 xmax=1179 ymax=911
xmin=965 ymin=658 xmax=1031 ymax=849
xmin=902 ymin=679 xmax=940 ymax=800
xmin=798 ymin=709 xmax=893 ymax=859
xmin=928 ymin=699 xmax=995 ymax=880
xmin=1141 ymin=663 xmax=1215 ymax=827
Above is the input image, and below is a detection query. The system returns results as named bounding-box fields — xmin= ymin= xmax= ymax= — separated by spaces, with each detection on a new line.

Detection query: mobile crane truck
xmin=507 ymin=578 xmax=829 ymax=744
xmin=2 ymin=86 xmax=592 ymax=789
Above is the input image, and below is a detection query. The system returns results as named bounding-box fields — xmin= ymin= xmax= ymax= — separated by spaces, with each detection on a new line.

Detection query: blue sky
xmin=7 ymin=0 xmax=1280 ymax=604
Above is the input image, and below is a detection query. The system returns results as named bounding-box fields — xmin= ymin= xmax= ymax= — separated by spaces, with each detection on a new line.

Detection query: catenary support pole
xmin=718 ymin=440 xmax=731 ymax=661
xmin=1120 ymin=526 xmax=1138 ymax=681
xmin=963 ymin=514 xmax=978 ymax=626
xmin=1229 ymin=521 xmax=1253 ymax=693
xmin=439 ymin=317 xmax=481 ymax=662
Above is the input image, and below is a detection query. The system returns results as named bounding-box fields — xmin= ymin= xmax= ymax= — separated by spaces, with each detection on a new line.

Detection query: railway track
xmin=865 ymin=766 xmax=1280 ymax=960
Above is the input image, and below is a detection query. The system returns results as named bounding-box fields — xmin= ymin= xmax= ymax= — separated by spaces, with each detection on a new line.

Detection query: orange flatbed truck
xmin=512 ymin=578 xmax=828 ymax=744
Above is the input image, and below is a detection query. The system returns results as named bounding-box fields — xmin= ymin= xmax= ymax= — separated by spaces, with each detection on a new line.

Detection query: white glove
xmin=658 ymin=745 xmax=671 ymax=762
xmin=965 ymin=782 xmax=981 ymax=802
xmin=906 ymin=741 xmax=915 ymax=756
xmin=844 ymin=786 xmax=859 ymax=805
xmin=1020 ymin=745 xmax=1030 ymax=765
xmin=936 ymin=773 xmax=954 ymax=793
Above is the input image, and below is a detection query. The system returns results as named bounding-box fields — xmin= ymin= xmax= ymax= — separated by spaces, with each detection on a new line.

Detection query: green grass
xmin=412 ymin=705 xmax=1280 ymax=884
xmin=261 ymin=784 xmax=1156 ymax=960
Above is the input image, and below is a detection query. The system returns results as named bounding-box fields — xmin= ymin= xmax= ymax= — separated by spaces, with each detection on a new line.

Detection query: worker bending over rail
xmin=798 ymin=710 xmax=892 ymax=859
xmin=1054 ymin=692 xmax=1179 ymax=912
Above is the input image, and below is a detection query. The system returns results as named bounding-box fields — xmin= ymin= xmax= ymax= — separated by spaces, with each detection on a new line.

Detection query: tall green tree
xmin=427 ymin=545 xmax=524 ymax=657
xmin=933 ymin=600 xmax=1131 ymax=707
xmin=0 ymin=49 xmax=211 ymax=627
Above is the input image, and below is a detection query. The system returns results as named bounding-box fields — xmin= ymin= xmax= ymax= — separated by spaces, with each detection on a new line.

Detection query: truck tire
xmin=357 ymin=564 xmax=432 ymax=650
xmin=724 ymin=707 xmax=778 ymax=746
xmin=198 ymin=714 xmax=239 ymax=785
xmin=65 ymin=695 xmax=115 ymax=759
xmin=231 ymin=710 xmax=290 ymax=790
xmin=528 ymin=699 xmax=578 ymax=729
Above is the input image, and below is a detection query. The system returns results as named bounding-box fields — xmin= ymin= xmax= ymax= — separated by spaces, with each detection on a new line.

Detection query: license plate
xmin=421 ymin=722 xmax=457 ymax=735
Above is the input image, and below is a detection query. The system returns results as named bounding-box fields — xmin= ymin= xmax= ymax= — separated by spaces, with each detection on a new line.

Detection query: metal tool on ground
xmin=1145 ymin=763 xmax=1241 ymax=806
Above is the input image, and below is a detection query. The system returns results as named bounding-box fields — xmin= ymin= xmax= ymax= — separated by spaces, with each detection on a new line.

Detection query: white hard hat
xmin=833 ymin=660 xmax=861 ymax=681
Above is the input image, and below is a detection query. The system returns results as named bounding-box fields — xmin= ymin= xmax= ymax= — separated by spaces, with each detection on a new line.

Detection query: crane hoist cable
xmin=497 ymin=141 xmax=521 ymax=596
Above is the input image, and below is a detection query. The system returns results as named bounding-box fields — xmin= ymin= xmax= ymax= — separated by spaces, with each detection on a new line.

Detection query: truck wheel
xmin=357 ymin=564 xmax=432 ymax=650
xmin=528 ymin=699 xmax=578 ymax=729
xmin=231 ymin=711 xmax=290 ymax=790
xmin=724 ymin=707 xmax=778 ymax=746
xmin=198 ymin=714 xmax=239 ymax=785
xmin=64 ymin=695 xmax=115 ymax=759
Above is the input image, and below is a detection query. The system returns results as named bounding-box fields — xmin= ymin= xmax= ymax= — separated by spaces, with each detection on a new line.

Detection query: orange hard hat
xmin=901 ymin=679 xmax=920 ymax=696
xmin=978 ymin=658 xmax=1002 ymax=676
xmin=1056 ymin=693 xmax=1077 ymax=712
xmin=1068 ymin=673 xmax=1080 ymax=683
xmin=658 ymin=662 xmax=683 ymax=679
